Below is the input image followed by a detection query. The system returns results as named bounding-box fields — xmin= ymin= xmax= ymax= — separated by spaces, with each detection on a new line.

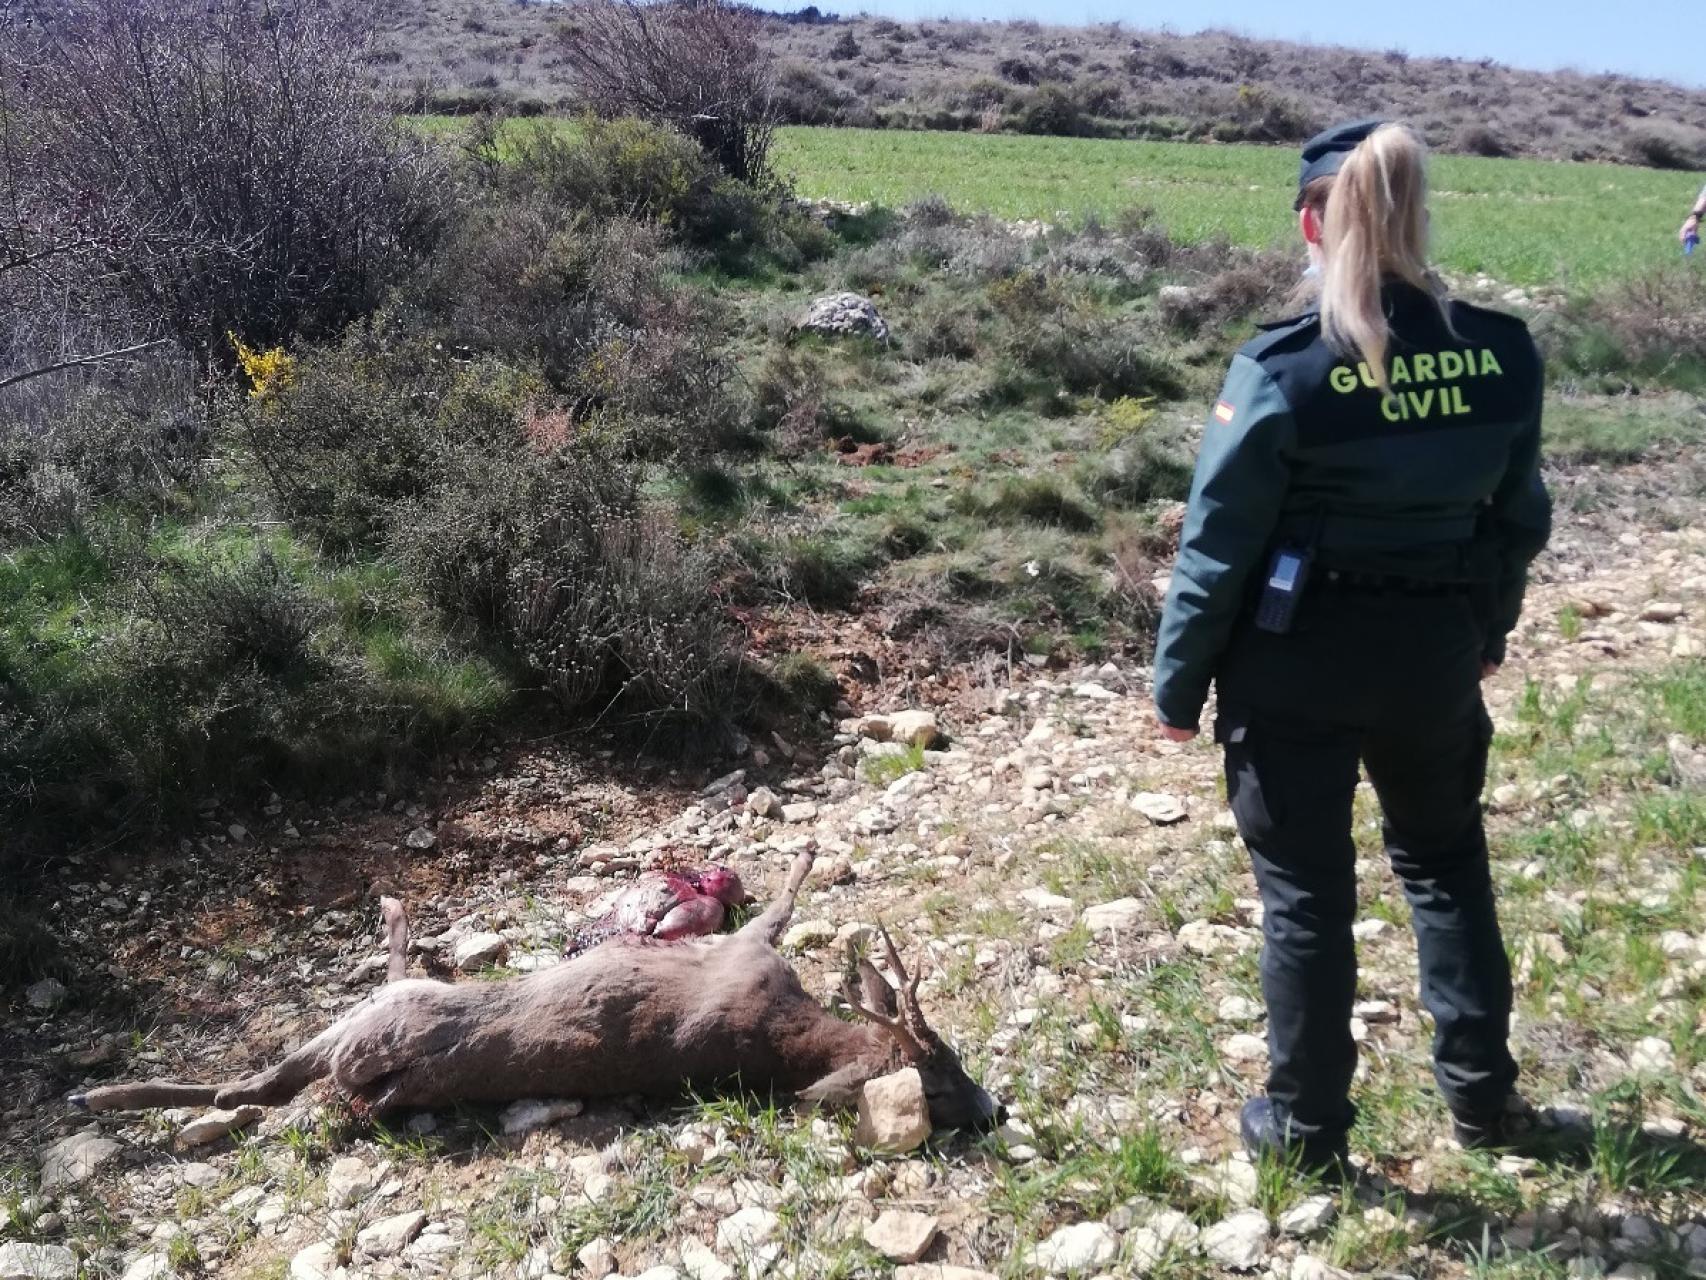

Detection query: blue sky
xmin=757 ymin=1 xmax=1702 ymax=88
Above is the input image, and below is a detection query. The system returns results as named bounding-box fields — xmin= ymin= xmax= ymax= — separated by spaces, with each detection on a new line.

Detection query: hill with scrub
xmin=361 ymin=0 xmax=1706 ymax=165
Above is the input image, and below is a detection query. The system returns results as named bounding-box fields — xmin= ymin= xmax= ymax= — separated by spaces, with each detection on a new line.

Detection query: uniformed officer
xmin=1151 ymin=119 xmax=1552 ymax=1170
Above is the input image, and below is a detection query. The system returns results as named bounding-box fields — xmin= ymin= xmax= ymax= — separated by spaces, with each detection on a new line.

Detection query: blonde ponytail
xmin=1314 ymin=123 xmax=1447 ymax=395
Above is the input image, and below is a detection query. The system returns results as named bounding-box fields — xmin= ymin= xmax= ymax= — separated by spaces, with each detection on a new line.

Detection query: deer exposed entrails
xmin=70 ymin=853 xmax=1001 ymax=1133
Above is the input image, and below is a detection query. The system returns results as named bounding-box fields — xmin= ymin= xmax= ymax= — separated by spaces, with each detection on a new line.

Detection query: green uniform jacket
xmin=1152 ymin=282 xmax=1552 ymax=731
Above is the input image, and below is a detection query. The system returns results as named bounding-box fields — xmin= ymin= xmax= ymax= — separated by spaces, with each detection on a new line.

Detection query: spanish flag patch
xmin=1213 ymin=400 xmax=1236 ymax=424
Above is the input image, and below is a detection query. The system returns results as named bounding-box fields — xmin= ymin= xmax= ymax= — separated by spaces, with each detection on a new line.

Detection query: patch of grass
xmin=1542 ymin=396 xmax=1706 ymax=464
xmin=861 ymin=742 xmax=926 ymax=786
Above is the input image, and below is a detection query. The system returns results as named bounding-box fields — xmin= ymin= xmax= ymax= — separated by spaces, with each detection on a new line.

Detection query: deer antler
xmin=841 ymin=924 xmax=938 ymax=1062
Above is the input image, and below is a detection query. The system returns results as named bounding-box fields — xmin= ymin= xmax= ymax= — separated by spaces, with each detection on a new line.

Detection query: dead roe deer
xmin=71 ymin=852 xmax=1002 ymax=1133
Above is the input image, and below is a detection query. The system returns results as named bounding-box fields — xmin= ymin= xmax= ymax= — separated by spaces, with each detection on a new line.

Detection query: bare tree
xmin=0 ymin=0 xmax=446 ymax=380
xmin=559 ymin=0 xmax=779 ymax=186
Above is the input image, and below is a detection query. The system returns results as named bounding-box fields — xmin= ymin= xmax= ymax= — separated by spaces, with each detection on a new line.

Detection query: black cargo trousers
xmin=1213 ymin=580 xmax=1518 ymax=1149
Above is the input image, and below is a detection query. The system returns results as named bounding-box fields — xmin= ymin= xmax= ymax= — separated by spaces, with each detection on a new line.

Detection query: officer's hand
xmin=1157 ymin=718 xmax=1198 ymax=742
xmin=1481 ymin=661 xmax=1500 ymax=680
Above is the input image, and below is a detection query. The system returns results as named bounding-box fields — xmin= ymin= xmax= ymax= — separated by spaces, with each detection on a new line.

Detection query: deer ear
xmin=796 ymin=1063 xmax=868 ymax=1110
xmin=857 ymin=957 xmax=898 ymax=1017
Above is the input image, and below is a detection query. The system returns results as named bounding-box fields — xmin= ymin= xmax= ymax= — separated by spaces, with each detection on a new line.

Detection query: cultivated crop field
xmin=771 ymin=127 xmax=1696 ymax=289
xmin=414 ymin=117 xmax=1696 ymax=288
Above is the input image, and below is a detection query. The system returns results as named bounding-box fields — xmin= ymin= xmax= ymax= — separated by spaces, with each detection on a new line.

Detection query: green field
xmin=415 ymin=116 xmax=1696 ymax=288
xmin=770 ymin=127 xmax=1696 ymax=289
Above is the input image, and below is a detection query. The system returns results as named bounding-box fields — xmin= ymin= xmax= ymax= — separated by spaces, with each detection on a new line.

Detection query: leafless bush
xmin=3 ymin=0 xmax=447 ymax=370
xmin=558 ymin=0 xmax=779 ymax=185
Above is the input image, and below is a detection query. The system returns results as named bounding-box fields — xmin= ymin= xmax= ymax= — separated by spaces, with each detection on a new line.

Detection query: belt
xmin=1319 ymin=569 xmax=1473 ymax=596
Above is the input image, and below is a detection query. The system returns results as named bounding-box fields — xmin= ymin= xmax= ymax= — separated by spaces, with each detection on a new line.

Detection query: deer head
xmin=843 ymin=926 xmax=1003 ymax=1133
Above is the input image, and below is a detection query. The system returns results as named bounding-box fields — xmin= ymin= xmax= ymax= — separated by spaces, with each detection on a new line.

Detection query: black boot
xmin=1450 ymin=1095 xmax=1538 ymax=1151
xmin=1240 ymin=1097 xmax=1350 ymax=1174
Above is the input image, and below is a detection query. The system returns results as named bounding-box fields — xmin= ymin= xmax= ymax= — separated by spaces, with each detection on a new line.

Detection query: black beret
xmin=1296 ymin=118 xmax=1387 ymax=204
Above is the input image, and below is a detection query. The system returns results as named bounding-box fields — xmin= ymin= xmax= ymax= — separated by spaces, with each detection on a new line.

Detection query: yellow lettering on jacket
xmin=1329 ymin=347 xmax=1504 ymax=421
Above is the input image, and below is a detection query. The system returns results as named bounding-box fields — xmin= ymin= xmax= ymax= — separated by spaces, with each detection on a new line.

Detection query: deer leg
xmin=380 ymin=896 xmax=409 ymax=982
xmin=737 ymin=851 xmax=816 ymax=947
xmin=211 ymin=1030 xmax=337 ymax=1108
xmin=70 ymin=1081 xmax=221 ymax=1112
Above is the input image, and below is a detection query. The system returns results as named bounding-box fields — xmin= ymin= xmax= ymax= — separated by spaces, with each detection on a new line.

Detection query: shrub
xmin=1544 ymin=266 xmax=1706 ymax=392
xmin=828 ymin=30 xmax=860 ymax=60
xmin=954 ymin=476 xmax=1099 ymax=532
xmin=1015 ymin=85 xmax=1089 ymax=137
xmin=234 ymin=324 xmax=473 ymax=551
xmin=0 ymin=532 xmax=506 ymax=835
xmin=734 ymin=527 xmax=877 ymax=608
xmin=1623 ymin=122 xmax=1706 ymax=170
xmin=769 ymin=652 xmax=840 ymax=709
xmin=11 ymin=0 xmax=448 ymax=362
xmin=0 ymin=352 xmax=206 ymax=539
xmin=413 ymin=204 xmax=740 ymax=443
xmin=1082 ymin=440 xmax=1193 ymax=507
xmin=389 ymin=435 xmax=740 ymax=731
xmin=559 ymin=0 xmax=780 ymax=185
xmin=1455 ymin=123 xmax=1511 ymax=157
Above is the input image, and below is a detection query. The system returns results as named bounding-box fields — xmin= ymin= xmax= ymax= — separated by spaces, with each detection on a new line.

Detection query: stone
xmin=1221 ymin=1034 xmax=1268 ymax=1064
xmin=799 ymin=291 xmax=890 ymax=342
xmin=119 ymin=1255 xmax=179 ymax=1280
xmin=1177 ymin=920 xmax=1256 ymax=956
xmin=678 ymin=1238 xmax=734 ymax=1280
xmin=453 ymin=931 xmax=508 ymax=971
xmin=498 ymin=1098 xmax=584 ymax=1135
xmin=780 ymin=801 xmax=819 ymax=824
xmin=1279 ymin=1196 xmax=1338 ymax=1237
xmin=782 ymin=920 xmax=837 ymax=952
xmin=745 ymin=787 xmax=783 ymax=819
xmin=176 ymin=1106 xmax=263 ymax=1149
xmin=1630 ymin=1037 xmax=1675 ymax=1074
xmin=1203 ymin=1210 xmax=1270 ymax=1270
xmin=717 ymin=1207 xmax=781 ymax=1255
xmin=853 ymin=1067 xmax=932 ymax=1153
xmin=0 ymin=1245 xmax=77 ymax=1280
xmin=1608 ymin=1266 xmax=1657 ymax=1280
xmin=1024 ymin=1222 xmax=1120 ymax=1274
xmin=863 ymin=1211 xmax=939 ymax=1263
xmin=1019 ymin=887 xmax=1076 ymax=914
xmin=1073 ymin=682 xmax=1120 ymax=701
xmin=888 ymin=709 xmax=942 ymax=748
xmin=1639 ymin=603 xmax=1684 ymax=623
xmin=40 ymin=1128 xmax=122 ymax=1191
xmin=1351 ymin=919 xmax=1389 ymax=940
xmin=357 ymin=1210 xmax=427 ymax=1257
xmin=404 ymin=826 xmax=437 ymax=850
xmin=324 ymin=1155 xmax=373 ymax=1208
xmin=289 ymin=1242 xmax=342 ymax=1280
xmin=175 ymin=1162 xmax=220 ymax=1187
xmin=1217 ymin=995 xmax=1262 ymax=1025
xmin=576 ymin=1238 xmax=617 ymax=1279
xmin=895 ymin=1268 xmax=998 ymax=1280
xmin=1131 ymin=792 xmax=1187 ymax=825
xmin=1082 ymin=898 xmax=1146 ymax=934
xmin=1290 ymin=1257 xmax=1351 ymax=1280
xmin=1353 ymin=999 xmax=1399 ymax=1024
xmin=25 ymin=979 xmax=66 ymax=1011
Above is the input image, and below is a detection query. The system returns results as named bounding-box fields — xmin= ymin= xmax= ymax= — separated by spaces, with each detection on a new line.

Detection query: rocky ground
xmin=2 ymin=457 xmax=1704 ymax=1280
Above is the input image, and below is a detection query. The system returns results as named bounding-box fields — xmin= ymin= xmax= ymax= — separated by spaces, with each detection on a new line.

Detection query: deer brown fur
xmin=70 ymin=853 xmax=1000 ymax=1132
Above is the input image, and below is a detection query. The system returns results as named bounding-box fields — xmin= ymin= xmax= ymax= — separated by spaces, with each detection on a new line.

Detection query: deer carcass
xmin=566 ymin=860 xmax=751 ymax=956
xmin=70 ymin=853 xmax=1001 ymax=1133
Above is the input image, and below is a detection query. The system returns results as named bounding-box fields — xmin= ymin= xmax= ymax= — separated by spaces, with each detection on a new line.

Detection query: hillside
xmin=366 ymin=1 xmax=1706 ymax=166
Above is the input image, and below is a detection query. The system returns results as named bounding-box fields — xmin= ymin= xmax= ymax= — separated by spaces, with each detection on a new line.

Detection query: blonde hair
xmin=1303 ymin=123 xmax=1450 ymax=394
